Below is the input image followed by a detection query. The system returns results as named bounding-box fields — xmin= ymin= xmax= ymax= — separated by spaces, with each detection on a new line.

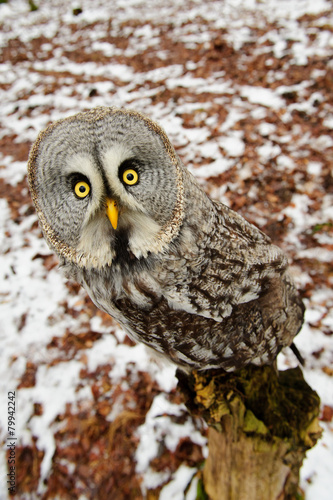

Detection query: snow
xmin=241 ymin=86 xmax=286 ymax=109
xmin=300 ymin=423 xmax=333 ymax=500
xmin=0 ymin=157 xmax=28 ymax=186
xmin=189 ymin=158 xmax=235 ymax=178
xmin=307 ymin=161 xmax=322 ymax=176
xmin=135 ymin=394 xmax=207 ymax=495
xmin=24 ymin=361 xmax=85 ymax=485
xmin=257 ymin=142 xmax=282 ymax=160
xmin=135 ymin=394 xmax=207 ymax=475
xmin=258 ymin=122 xmax=277 ymax=137
xmin=0 ymin=0 xmax=332 ymax=498
xmin=219 ymin=134 xmax=245 ymax=157
xmin=159 ymin=465 xmax=197 ymax=500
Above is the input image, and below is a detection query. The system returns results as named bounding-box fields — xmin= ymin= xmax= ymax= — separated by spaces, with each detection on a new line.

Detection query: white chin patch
xmin=77 ymin=215 xmax=115 ymax=268
xmin=121 ymin=210 xmax=162 ymax=258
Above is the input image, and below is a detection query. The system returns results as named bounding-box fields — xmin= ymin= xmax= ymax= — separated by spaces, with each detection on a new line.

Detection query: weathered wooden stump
xmin=177 ymin=365 xmax=322 ymax=500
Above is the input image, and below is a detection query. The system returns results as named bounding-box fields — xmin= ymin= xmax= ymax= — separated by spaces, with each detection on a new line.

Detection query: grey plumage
xmin=28 ymin=106 xmax=304 ymax=371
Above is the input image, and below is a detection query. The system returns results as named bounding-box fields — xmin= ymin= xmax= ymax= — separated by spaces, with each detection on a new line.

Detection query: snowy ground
xmin=0 ymin=0 xmax=332 ymax=498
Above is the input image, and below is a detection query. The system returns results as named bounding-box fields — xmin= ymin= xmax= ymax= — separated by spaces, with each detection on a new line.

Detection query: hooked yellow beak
xmin=106 ymin=199 xmax=119 ymax=230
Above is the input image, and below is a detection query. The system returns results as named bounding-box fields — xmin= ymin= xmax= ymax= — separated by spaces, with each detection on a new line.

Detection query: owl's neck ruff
xmin=28 ymin=106 xmax=185 ymax=269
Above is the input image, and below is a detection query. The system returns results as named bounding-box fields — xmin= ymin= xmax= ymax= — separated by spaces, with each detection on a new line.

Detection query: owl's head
xmin=28 ymin=107 xmax=185 ymax=269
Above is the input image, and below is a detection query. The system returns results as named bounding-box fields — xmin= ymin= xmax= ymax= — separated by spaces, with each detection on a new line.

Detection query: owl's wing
xmin=161 ymin=200 xmax=291 ymax=324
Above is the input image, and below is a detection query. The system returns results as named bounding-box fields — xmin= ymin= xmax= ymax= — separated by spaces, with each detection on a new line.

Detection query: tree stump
xmin=177 ymin=365 xmax=322 ymax=500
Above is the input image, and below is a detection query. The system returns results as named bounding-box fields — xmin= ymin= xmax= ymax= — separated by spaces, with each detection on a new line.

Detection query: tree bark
xmin=177 ymin=365 xmax=322 ymax=500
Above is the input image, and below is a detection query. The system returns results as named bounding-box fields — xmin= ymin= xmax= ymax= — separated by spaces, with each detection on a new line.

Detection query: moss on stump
xmin=177 ymin=365 xmax=322 ymax=500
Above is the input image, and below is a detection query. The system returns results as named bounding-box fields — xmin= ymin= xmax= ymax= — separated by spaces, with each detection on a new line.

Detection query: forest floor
xmin=0 ymin=0 xmax=332 ymax=499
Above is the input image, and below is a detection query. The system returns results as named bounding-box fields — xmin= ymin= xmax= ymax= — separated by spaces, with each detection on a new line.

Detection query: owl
xmin=27 ymin=107 xmax=304 ymax=372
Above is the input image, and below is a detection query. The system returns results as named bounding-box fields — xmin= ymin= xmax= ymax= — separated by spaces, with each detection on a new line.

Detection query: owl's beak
xmin=106 ymin=199 xmax=119 ymax=230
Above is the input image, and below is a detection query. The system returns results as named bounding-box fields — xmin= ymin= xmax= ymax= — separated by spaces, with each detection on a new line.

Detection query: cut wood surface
xmin=178 ymin=366 xmax=322 ymax=500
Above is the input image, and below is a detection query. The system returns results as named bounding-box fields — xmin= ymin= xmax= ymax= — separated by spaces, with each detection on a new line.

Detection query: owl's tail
xmin=290 ymin=342 xmax=305 ymax=366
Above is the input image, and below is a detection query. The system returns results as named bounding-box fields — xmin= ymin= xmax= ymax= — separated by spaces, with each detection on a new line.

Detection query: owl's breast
xmin=68 ymin=248 xmax=300 ymax=372
xmin=77 ymin=257 xmax=162 ymax=316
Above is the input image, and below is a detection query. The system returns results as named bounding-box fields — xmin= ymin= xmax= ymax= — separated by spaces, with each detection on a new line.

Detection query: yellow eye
xmin=74 ymin=181 xmax=90 ymax=198
xmin=122 ymin=169 xmax=138 ymax=186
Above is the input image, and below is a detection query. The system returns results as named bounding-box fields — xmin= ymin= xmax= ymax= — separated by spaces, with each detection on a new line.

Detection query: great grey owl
xmin=27 ymin=106 xmax=304 ymax=372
